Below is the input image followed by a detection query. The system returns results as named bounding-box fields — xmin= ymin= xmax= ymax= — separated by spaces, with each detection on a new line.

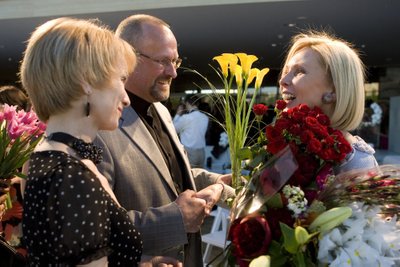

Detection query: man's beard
xmin=150 ymin=82 xmax=170 ymax=102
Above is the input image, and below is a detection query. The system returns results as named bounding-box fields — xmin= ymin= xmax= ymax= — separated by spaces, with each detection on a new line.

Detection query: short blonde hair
xmin=20 ymin=17 xmax=136 ymax=122
xmin=282 ymin=31 xmax=365 ymax=131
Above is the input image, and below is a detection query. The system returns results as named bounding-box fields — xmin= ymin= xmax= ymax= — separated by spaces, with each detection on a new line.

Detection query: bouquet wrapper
xmin=318 ymin=164 xmax=400 ymax=216
xmin=230 ymin=145 xmax=299 ymax=221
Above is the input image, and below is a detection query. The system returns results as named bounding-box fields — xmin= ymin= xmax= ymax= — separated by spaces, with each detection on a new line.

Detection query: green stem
xmin=5 ymin=191 xmax=12 ymax=210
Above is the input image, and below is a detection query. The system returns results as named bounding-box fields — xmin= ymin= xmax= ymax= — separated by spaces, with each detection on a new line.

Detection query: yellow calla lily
xmin=235 ymin=53 xmax=258 ymax=78
xmin=213 ymin=55 xmax=230 ymax=78
xmin=247 ymin=68 xmax=259 ymax=86
xmin=255 ymin=67 xmax=270 ymax=89
xmin=222 ymin=53 xmax=238 ymax=75
xmin=214 ymin=53 xmax=238 ymax=78
xmin=234 ymin=65 xmax=243 ymax=88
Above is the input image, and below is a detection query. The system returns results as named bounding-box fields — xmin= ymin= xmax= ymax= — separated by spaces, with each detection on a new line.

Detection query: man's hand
xmin=217 ymin=173 xmax=231 ymax=185
xmin=175 ymin=190 xmax=207 ymax=233
xmin=140 ymin=255 xmax=183 ymax=267
xmin=194 ymin=183 xmax=224 ymax=215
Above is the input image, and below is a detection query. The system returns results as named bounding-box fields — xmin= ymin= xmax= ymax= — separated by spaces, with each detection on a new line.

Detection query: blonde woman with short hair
xmin=279 ymin=31 xmax=378 ymax=174
xmin=21 ymin=17 xmax=181 ymax=266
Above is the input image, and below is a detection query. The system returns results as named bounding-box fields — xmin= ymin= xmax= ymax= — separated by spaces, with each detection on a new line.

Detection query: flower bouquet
xmin=223 ymin=100 xmax=400 ymax=267
xmin=0 ymin=104 xmax=46 ymax=209
xmin=185 ymin=53 xmax=270 ymax=189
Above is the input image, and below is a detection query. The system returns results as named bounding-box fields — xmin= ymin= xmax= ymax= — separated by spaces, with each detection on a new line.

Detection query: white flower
xmin=283 ymin=185 xmax=308 ymax=217
xmin=317 ymin=202 xmax=400 ymax=267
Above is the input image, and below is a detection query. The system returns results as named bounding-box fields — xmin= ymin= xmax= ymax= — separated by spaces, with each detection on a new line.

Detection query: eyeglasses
xmin=137 ymin=52 xmax=182 ymax=69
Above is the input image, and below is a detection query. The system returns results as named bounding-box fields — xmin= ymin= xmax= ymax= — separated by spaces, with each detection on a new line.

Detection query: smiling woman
xmin=18 ymin=17 xmax=144 ymax=266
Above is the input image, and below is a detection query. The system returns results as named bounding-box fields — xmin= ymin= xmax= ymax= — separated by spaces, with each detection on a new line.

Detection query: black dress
xmin=22 ymin=151 xmax=142 ymax=266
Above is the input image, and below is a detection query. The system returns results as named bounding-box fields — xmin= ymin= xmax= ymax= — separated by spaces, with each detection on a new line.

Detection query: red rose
xmin=274 ymin=117 xmax=290 ymax=133
xmin=288 ymin=140 xmax=300 ymax=155
xmin=307 ymin=138 xmax=322 ymax=154
xmin=288 ymin=123 xmax=302 ymax=135
xmin=316 ymin=113 xmax=330 ymax=126
xmin=229 ymin=215 xmax=272 ymax=259
xmin=292 ymin=110 xmax=306 ymax=122
xmin=298 ymin=104 xmax=310 ymax=113
xmin=265 ymin=125 xmax=280 ymax=140
xmin=338 ymin=141 xmax=352 ymax=155
xmin=267 ymin=138 xmax=287 ymax=154
xmin=300 ymin=130 xmax=314 ymax=143
xmin=322 ymin=136 xmax=335 ymax=146
xmin=275 ymin=100 xmax=287 ymax=111
xmin=253 ymin=104 xmax=268 ymax=116
xmin=305 ymin=116 xmax=319 ymax=128
xmin=313 ymin=125 xmax=329 ymax=139
xmin=319 ymin=148 xmax=336 ymax=161
xmin=290 ymin=170 xmax=314 ymax=187
xmin=265 ymin=208 xmax=294 ymax=240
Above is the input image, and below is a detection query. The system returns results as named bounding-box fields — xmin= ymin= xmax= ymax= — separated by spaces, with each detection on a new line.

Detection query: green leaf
xmin=268 ymin=241 xmax=288 ymax=266
xmin=295 ymin=226 xmax=311 ymax=246
xmin=293 ymin=251 xmax=307 ymax=267
xmin=265 ymin=193 xmax=283 ymax=208
xmin=280 ymin=222 xmax=298 ymax=254
xmin=237 ymin=147 xmax=253 ymax=160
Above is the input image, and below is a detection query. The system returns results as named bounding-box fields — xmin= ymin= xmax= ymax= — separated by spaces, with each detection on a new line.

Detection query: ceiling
xmin=1 ymin=0 xmax=400 ymax=91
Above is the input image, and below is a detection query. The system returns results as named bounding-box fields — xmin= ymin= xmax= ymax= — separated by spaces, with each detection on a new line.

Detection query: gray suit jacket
xmin=96 ymin=103 xmax=233 ymax=266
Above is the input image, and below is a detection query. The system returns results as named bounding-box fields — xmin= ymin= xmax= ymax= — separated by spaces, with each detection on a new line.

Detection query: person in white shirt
xmin=173 ymin=94 xmax=209 ymax=168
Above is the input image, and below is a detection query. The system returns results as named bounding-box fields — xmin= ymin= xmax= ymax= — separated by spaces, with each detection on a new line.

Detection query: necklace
xmin=46 ymin=132 xmax=103 ymax=164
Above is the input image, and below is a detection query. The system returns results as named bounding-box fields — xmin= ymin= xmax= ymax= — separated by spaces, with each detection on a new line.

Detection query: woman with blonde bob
xmin=20 ymin=17 xmax=181 ymax=266
xmin=279 ymin=31 xmax=377 ymax=173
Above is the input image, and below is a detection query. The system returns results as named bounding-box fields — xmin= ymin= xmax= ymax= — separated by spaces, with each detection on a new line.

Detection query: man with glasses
xmin=96 ymin=14 xmax=233 ymax=266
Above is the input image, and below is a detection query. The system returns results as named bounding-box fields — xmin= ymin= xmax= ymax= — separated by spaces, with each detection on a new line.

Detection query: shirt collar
xmin=127 ymin=91 xmax=151 ymax=117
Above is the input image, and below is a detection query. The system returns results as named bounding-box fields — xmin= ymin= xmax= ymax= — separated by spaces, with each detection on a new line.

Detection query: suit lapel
xmin=119 ymin=106 xmax=179 ymax=195
xmin=154 ymin=103 xmax=196 ymax=191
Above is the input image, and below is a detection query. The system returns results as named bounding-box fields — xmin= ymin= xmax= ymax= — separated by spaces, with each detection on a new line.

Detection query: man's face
xmin=125 ymin=23 xmax=179 ymax=103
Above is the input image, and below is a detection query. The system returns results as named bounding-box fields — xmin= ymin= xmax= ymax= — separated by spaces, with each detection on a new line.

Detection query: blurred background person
xmin=173 ymin=94 xmax=209 ymax=168
xmin=0 ymin=85 xmax=30 ymax=112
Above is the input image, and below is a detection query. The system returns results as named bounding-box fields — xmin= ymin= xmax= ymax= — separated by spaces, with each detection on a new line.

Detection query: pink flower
xmin=2 ymin=104 xmax=17 ymax=121
xmin=0 ymin=104 xmax=46 ymax=179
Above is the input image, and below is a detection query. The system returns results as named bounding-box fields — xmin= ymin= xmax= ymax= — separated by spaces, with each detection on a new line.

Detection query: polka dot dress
xmin=22 ymin=151 xmax=142 ymax=266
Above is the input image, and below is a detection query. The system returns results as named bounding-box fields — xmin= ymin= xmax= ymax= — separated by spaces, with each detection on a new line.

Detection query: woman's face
xmin=90 ymin=59 xmax=130 ymax=131
xmin=279 ymin=47 xmax=335 ymax=115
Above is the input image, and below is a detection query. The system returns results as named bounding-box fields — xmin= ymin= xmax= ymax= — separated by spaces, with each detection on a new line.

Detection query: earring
xmin=86 ymin=102 xmax=90 ymax=117
xmin=322 ymin=92 xmax=336 ymax=104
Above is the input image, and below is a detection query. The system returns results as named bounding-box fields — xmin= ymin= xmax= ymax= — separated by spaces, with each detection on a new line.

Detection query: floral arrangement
xmin=0 ymin=104 xmax=46 ymax=209
xmin=223 ymin=100 xmax=400 ymax=267
xmin=186 ymin=53 xmax=269 ymax=189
